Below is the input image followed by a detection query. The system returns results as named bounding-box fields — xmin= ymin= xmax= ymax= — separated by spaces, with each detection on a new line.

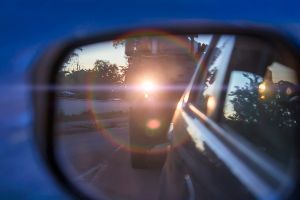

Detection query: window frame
xmin=188 ymin=35 xmax=236 ymax=121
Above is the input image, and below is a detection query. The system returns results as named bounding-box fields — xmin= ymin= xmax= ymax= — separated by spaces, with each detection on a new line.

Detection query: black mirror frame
xmin=31 ymin=21 xmax=300 ymax=200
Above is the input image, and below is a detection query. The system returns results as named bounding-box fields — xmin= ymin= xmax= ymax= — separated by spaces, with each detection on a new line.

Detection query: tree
xmin=224 ymin=72 xmax=298 ymax=164
xmin=93 ymin=60 xmax=123 ymax=84
xmin=61 ymin=48 xmax=83 ymax=70
xmin=227 ymin=72 xmax=296 ymax=128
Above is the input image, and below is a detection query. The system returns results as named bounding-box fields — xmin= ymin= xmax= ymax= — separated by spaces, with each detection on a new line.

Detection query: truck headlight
xmin=141 ymin=80 xmax=156 ymax=93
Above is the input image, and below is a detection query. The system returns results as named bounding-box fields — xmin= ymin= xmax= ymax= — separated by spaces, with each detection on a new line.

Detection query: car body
xmin=159 ymin=34 xmax=300 ymax=199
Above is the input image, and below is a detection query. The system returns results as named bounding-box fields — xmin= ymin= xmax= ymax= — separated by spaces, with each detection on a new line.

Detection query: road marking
xmin=77 ymin=145 xmax=123 ymax=181
xmin=90 ymin=145 xmax=125 ymax=182
xmin=114 ymin=146 xmax=122 ymax=152
xmin=77 ymin=161 xmax=108 ymax=180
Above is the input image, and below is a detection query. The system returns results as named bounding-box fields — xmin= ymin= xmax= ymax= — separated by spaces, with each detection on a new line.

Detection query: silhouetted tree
xmin=93 ymin=60 xmax=123 ymax=84
xmin=227 ymin=72 xmax=297 ymax=128
xmin=62 ymin=48 xmax=82 ymax=69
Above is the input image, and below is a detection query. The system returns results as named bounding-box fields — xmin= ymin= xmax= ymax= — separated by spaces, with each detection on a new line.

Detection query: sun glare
xmin=207 ymin=96 xmax=216 ymax=116
xmin=142 ymin=80 xmax=156 ymax=92
xmin=258 ymin=83 xmax=266 ymax=93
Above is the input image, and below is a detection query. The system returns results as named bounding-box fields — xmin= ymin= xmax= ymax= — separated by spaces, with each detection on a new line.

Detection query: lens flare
xmin=147 ymin=118 xmax=161 ymax=130
xmin=286 ymin=87 xmax=292 ymax=95
xmin=142 ymin=80 xmax=156 ymax=92
xmin=207 ymin=96 xmax=216 ymax=116
xmin=259 ymin=83 xmax=266 ymax=93
xmin=80 ymin=29 xmax=201 ymax=155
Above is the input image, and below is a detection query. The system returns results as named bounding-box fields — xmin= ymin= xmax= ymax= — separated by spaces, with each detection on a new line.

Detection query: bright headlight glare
xmin=141 ymin=80 xmax=156 ymax=92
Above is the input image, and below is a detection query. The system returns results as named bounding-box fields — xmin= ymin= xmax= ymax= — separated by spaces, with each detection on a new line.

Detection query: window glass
xmin=221 ymin=37 xmax=299 ymax=167
xmin=196 ymin=36 xmax=235 ymax=116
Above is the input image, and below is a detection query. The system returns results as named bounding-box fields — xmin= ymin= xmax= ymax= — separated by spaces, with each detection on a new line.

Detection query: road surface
xmin=55 ymin=98 xmax=165 ymax=200
xmin=57 ymin=98 xmax=129 ymax=115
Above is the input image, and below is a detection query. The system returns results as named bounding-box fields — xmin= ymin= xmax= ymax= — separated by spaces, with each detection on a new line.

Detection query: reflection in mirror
xmin=54 ymin=33 xmax=211 ymax=199
xmin=52 ymin=32 xmax=300 ymax=199
xmin=221 ymin=36 xmax=299 ymax=169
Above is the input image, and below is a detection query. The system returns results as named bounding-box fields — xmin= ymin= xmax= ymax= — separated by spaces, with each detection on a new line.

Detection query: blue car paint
xmin=1 ymin=0 xmax=300 ymax=199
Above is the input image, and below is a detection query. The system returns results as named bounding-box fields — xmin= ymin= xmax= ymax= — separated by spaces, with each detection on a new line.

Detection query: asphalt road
xmin=56 ymin=113 xmax=164 ymax=200
xmin=57 ymin=98 xmax=129 ymax=115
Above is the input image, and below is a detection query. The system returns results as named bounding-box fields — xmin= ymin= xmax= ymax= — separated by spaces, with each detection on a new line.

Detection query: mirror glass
xmin=54 ymin=33 xmax=208 ymax=199
xmin=53 ymin=33 xmax=299 ymax=200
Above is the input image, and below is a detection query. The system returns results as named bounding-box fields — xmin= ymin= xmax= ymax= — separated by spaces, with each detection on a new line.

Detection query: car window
xmin=195 ymin=35 xmax=235 ymax=117
xmin=221 ymin=38 xmax=299 ymax=167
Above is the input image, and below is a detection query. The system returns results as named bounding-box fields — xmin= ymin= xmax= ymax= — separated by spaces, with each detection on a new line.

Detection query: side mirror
xmin=32 ymin=23 xmax=300 ymax=200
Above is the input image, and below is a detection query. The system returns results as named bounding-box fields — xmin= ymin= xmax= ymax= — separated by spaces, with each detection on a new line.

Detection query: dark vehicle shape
xmin=124 ymin=36 xmax=207 ymax=168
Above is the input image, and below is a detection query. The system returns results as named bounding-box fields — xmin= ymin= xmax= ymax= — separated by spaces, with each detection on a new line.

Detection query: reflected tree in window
xmin=223 ymin=70 xmax=299 ymax=164
xmin=226 ymin=72 xmax=297 ymax=128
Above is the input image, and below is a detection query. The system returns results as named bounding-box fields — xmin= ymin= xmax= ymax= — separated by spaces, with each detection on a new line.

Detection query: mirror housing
xmin=32 ymin=22 xmax=300 ymax=200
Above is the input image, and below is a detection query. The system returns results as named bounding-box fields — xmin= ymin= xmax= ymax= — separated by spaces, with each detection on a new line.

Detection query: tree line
xmin=59 ymin=59 xmax=128 ymax=86
xmin=58 ymin=51 xmax=129 ymax=99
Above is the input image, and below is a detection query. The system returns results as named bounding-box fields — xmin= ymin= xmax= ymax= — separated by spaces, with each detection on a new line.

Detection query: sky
xmin=75 ymin=41 xmax=127 ymax=70
xmin=64 ymin=34 xmax=213 ymax=71
xmin=194 ymin=34 xmax=212 ymax=44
